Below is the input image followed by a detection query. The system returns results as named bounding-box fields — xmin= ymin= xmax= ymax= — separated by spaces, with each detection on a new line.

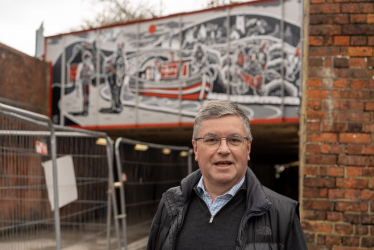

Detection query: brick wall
xmin=301 ymin=0 xmax=374 ymax=249
xmin=0 ymin=43 xmax=50 ymax=115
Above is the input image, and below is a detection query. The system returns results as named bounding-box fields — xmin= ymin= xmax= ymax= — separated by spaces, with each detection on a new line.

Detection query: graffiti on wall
xmin=47 ymin=0 xmax=301 ymax=127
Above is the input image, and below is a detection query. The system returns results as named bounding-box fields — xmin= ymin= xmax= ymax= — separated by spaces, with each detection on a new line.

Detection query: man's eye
xmin=205 ymin=137 xmax=219 ymax=143
xmin=229 ymin=138 xmax=242 ymax=143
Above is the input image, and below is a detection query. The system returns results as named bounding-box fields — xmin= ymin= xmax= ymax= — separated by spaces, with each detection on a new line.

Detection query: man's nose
xmin=217 ymin=138 xmax=230 ymax=153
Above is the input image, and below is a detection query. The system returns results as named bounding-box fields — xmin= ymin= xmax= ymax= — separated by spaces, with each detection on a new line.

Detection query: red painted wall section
xmin=302 ymin=0 xmax=374 ymax=249
xmin=0 ymin=43 xmax=50 ymax=115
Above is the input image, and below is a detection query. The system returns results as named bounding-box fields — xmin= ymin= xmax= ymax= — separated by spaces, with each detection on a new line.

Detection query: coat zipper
xmin=194 ymin=186 xmax=245 ymax=224
xmin=209 ymin=214 xmax=215 ymax=223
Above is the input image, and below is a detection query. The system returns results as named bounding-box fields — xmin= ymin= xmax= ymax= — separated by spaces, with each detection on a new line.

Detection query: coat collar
xmin=173 ymin=167 xmax=272 ymax=216
xmin=243 ymin=167 xmax=272 ymax=216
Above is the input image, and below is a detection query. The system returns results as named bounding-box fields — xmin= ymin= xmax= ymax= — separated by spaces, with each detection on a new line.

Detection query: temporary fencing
xmin=114 ymin=138 xmax=193 ymax=249
xmin=0 ymin=103 xmax=121 ymax=250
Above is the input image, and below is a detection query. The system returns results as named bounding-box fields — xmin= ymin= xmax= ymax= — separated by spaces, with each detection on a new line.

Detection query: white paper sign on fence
xmin=42 ymin=155 xmax=78 ymax=211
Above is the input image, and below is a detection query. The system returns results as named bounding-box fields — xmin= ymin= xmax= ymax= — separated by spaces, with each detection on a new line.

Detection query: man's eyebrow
xmin=228 ymin=133 xmax=242 ymax=136
xmin=203 ymin=132 xmax=218 ymax=137
xmin=202 ymin=133 xmax=243 ymax=137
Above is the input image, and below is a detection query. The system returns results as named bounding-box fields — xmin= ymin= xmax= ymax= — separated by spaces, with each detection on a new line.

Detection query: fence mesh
xmin=115 ymin=139 xmax=191 ymax=247
xmin=117 ymin=142 xmax=189 ymax=224
xmin=0 ymin=110 xmax=57 ymax=249
xmin=0 ymin=107 xmax=119 ymax=250
xmin=54 ymin=134 xmax=112 ymax=249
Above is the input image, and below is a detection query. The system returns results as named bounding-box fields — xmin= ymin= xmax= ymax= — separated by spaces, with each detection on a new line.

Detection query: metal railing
xmin=114 ymin=138 xmax=192 ymax=249
xmin=0 ymin=103 xmax=121 ymax=250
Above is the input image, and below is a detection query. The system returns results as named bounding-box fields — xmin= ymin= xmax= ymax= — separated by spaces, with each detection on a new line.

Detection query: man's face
xmin=192 ymin=115 xmax=251 ymax=190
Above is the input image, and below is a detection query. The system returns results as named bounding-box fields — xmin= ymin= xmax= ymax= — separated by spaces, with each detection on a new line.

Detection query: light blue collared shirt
xmin=197 ymin=175 xmax=245 ymax=217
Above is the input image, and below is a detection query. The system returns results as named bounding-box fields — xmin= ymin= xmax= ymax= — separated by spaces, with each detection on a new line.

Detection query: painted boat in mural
xmin=128 ymin=51 xmax=212 ymax=100
xmin=128 ymin=72 xmax=211 ymax=100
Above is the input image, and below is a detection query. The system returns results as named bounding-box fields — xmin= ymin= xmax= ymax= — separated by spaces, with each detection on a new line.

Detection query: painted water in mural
xmin=46 ymin=0 xmax=301 ymax=127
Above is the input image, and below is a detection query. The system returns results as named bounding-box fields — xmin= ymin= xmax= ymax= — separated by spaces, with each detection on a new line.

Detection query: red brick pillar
xmin=301 ymin=0 xmax=374 ymax=249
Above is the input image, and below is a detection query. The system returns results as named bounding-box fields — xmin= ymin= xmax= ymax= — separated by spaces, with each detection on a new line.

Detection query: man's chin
xmin=212 ymin=174 xmax=236 ymax=184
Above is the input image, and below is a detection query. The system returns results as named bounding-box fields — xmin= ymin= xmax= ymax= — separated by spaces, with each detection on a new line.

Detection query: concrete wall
xmin=300 ymin=0 xmax=374 ymax=249
xmin=0 ymin=43 xmax=50 ymax=115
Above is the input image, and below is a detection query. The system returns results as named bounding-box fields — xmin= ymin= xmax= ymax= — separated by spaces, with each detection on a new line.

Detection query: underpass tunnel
xmin=105 ymin=121 xmax=300 ymax=203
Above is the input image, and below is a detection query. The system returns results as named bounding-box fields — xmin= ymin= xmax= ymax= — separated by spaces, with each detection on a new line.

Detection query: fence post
xmin=115 ymin=138 xmax=128 ymax=250
xmin=106 ymin=136 xmax=122 ymax=250
xmin=48 ymin=121 xmax=61 ymax=250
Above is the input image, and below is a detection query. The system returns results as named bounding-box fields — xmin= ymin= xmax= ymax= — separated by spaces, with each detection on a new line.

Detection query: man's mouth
xmin=214 ymin=161 xmax=233 ymax=166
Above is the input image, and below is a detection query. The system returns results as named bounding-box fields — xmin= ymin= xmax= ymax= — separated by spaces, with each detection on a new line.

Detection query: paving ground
xmin=125 ymin=220 xmax=152 ymax=250
xmin=0 ymin=221 xmax=152 ymax=250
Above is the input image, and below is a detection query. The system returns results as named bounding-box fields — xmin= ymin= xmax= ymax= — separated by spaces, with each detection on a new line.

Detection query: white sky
xmin=0 ymin=0 xmax=210 ymax=56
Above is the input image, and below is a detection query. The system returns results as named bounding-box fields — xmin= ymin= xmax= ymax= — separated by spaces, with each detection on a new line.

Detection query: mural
xmin=46 ymin=0 xmax=302 ymax=127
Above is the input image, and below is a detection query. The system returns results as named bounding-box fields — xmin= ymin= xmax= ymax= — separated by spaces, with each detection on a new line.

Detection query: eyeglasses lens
xmin=203 ymin=136 xmax=244 ymax=150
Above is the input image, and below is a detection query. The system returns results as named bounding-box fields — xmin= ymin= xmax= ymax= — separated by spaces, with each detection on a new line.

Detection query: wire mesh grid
xmin=0 ymin=110 xmax=57 ymax=249
xmin=54 ymin=135 xmax=112 ymax=250
xmin=114 ymin=139 xmax=191 ymax=248
xmin=0 ymin=106 xmax=120 ymax=250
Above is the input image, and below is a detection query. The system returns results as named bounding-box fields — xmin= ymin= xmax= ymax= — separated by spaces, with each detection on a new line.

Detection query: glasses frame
xmin=194 ymin=134 xmax=249 ymax=151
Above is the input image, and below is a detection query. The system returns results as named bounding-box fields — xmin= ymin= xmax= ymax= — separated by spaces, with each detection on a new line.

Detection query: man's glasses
xmin=194 ymin=135 xmax=249 ymax=151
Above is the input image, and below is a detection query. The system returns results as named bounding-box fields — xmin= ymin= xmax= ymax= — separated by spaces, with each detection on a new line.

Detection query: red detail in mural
xmin=140 ymin=92 xmax=207 ymax=100
xmin=149 ymin=24 xmax=156 ymax=34
xmin=69 ymin=65 xmax=78 ymax=82
xmin=183 ymin=64 xmax=188 ymax=76
xmin=236 ymin=72 xmax=263 ymax=91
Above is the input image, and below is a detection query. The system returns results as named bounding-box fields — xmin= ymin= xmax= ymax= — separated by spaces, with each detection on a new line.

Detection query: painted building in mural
xmin=45 ymin=0 xmax=302 ymax=128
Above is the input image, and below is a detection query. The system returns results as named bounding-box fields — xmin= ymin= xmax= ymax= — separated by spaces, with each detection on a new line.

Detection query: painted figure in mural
xmin=285 ymin=46 xmax=301 ymax=82
xmin=75 ymin=50 xmax=95 ymax=116
xmin=191 ymin=44 xmax=207 ymax=75
xmin=101 ymin=43 xmax=126 ymax=114
xmin=153 ymin=57 xmax=163 ymax=81
xmin=246 ymin=18 xmax=268 ymax=36
xmin=231 ymin=46 xmax=249 ymax=95
xmin=67 ymin=41 xmax=100 ymax=117
xmin=147 ymin=101 xmax=308 ymax=250
xmin=233 ymin=43 xmax=268 ymax=95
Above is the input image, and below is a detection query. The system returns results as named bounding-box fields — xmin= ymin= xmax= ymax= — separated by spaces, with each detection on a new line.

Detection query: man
xmin=147 ymin=100 xmax=307 ymax=250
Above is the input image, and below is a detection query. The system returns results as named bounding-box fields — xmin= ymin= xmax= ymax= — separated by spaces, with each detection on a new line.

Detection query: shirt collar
xmin=197 ymin=174 xmax=246 ymax=198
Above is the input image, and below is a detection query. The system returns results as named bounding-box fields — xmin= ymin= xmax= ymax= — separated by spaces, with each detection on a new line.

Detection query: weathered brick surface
xmin=0 ymin=43 xmax=49 ymax=115
xmin=303 ymin=1 xmax=374 ymax=249
xmin=334 ymin=58 xmax=350 ymax=68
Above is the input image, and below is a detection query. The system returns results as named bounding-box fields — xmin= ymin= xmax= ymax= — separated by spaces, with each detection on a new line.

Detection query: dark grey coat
xmin=147 ymin=168 xmax=301 ymax=250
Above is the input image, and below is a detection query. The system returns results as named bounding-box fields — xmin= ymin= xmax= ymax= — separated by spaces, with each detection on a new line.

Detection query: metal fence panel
xmin=0 ymin=104 xmax=121 ymax=250
xmin=114 ymin=138 xmax=192 ymax=249
xmin=53 ymin=134 xmax=113 ymax=249
xmin=0 ymin=107 xmax=60 ymax=249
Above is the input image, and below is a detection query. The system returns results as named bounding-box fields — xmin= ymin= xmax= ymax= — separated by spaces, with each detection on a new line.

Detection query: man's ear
xmin=247 ymin=140 xmax=252 ymax=161
xmin=192 ymin=139 xmax=198 ymax=161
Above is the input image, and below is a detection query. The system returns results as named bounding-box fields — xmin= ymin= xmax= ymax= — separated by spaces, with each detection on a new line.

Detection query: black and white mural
xmin=46 ymin=0 xmax=302 ymax=127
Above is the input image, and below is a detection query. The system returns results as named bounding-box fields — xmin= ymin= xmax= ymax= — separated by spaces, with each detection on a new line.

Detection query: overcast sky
xmin=0 ymin=0 xmax=212 ymax=56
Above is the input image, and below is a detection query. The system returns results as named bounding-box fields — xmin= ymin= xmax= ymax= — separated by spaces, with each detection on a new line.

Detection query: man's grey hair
xmin=193 ymin=100 xmax=253 ymax=141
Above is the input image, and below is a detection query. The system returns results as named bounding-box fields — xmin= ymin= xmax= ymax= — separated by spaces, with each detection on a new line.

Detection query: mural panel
xmin=46 ymin=0 xmax=302 ymax=127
